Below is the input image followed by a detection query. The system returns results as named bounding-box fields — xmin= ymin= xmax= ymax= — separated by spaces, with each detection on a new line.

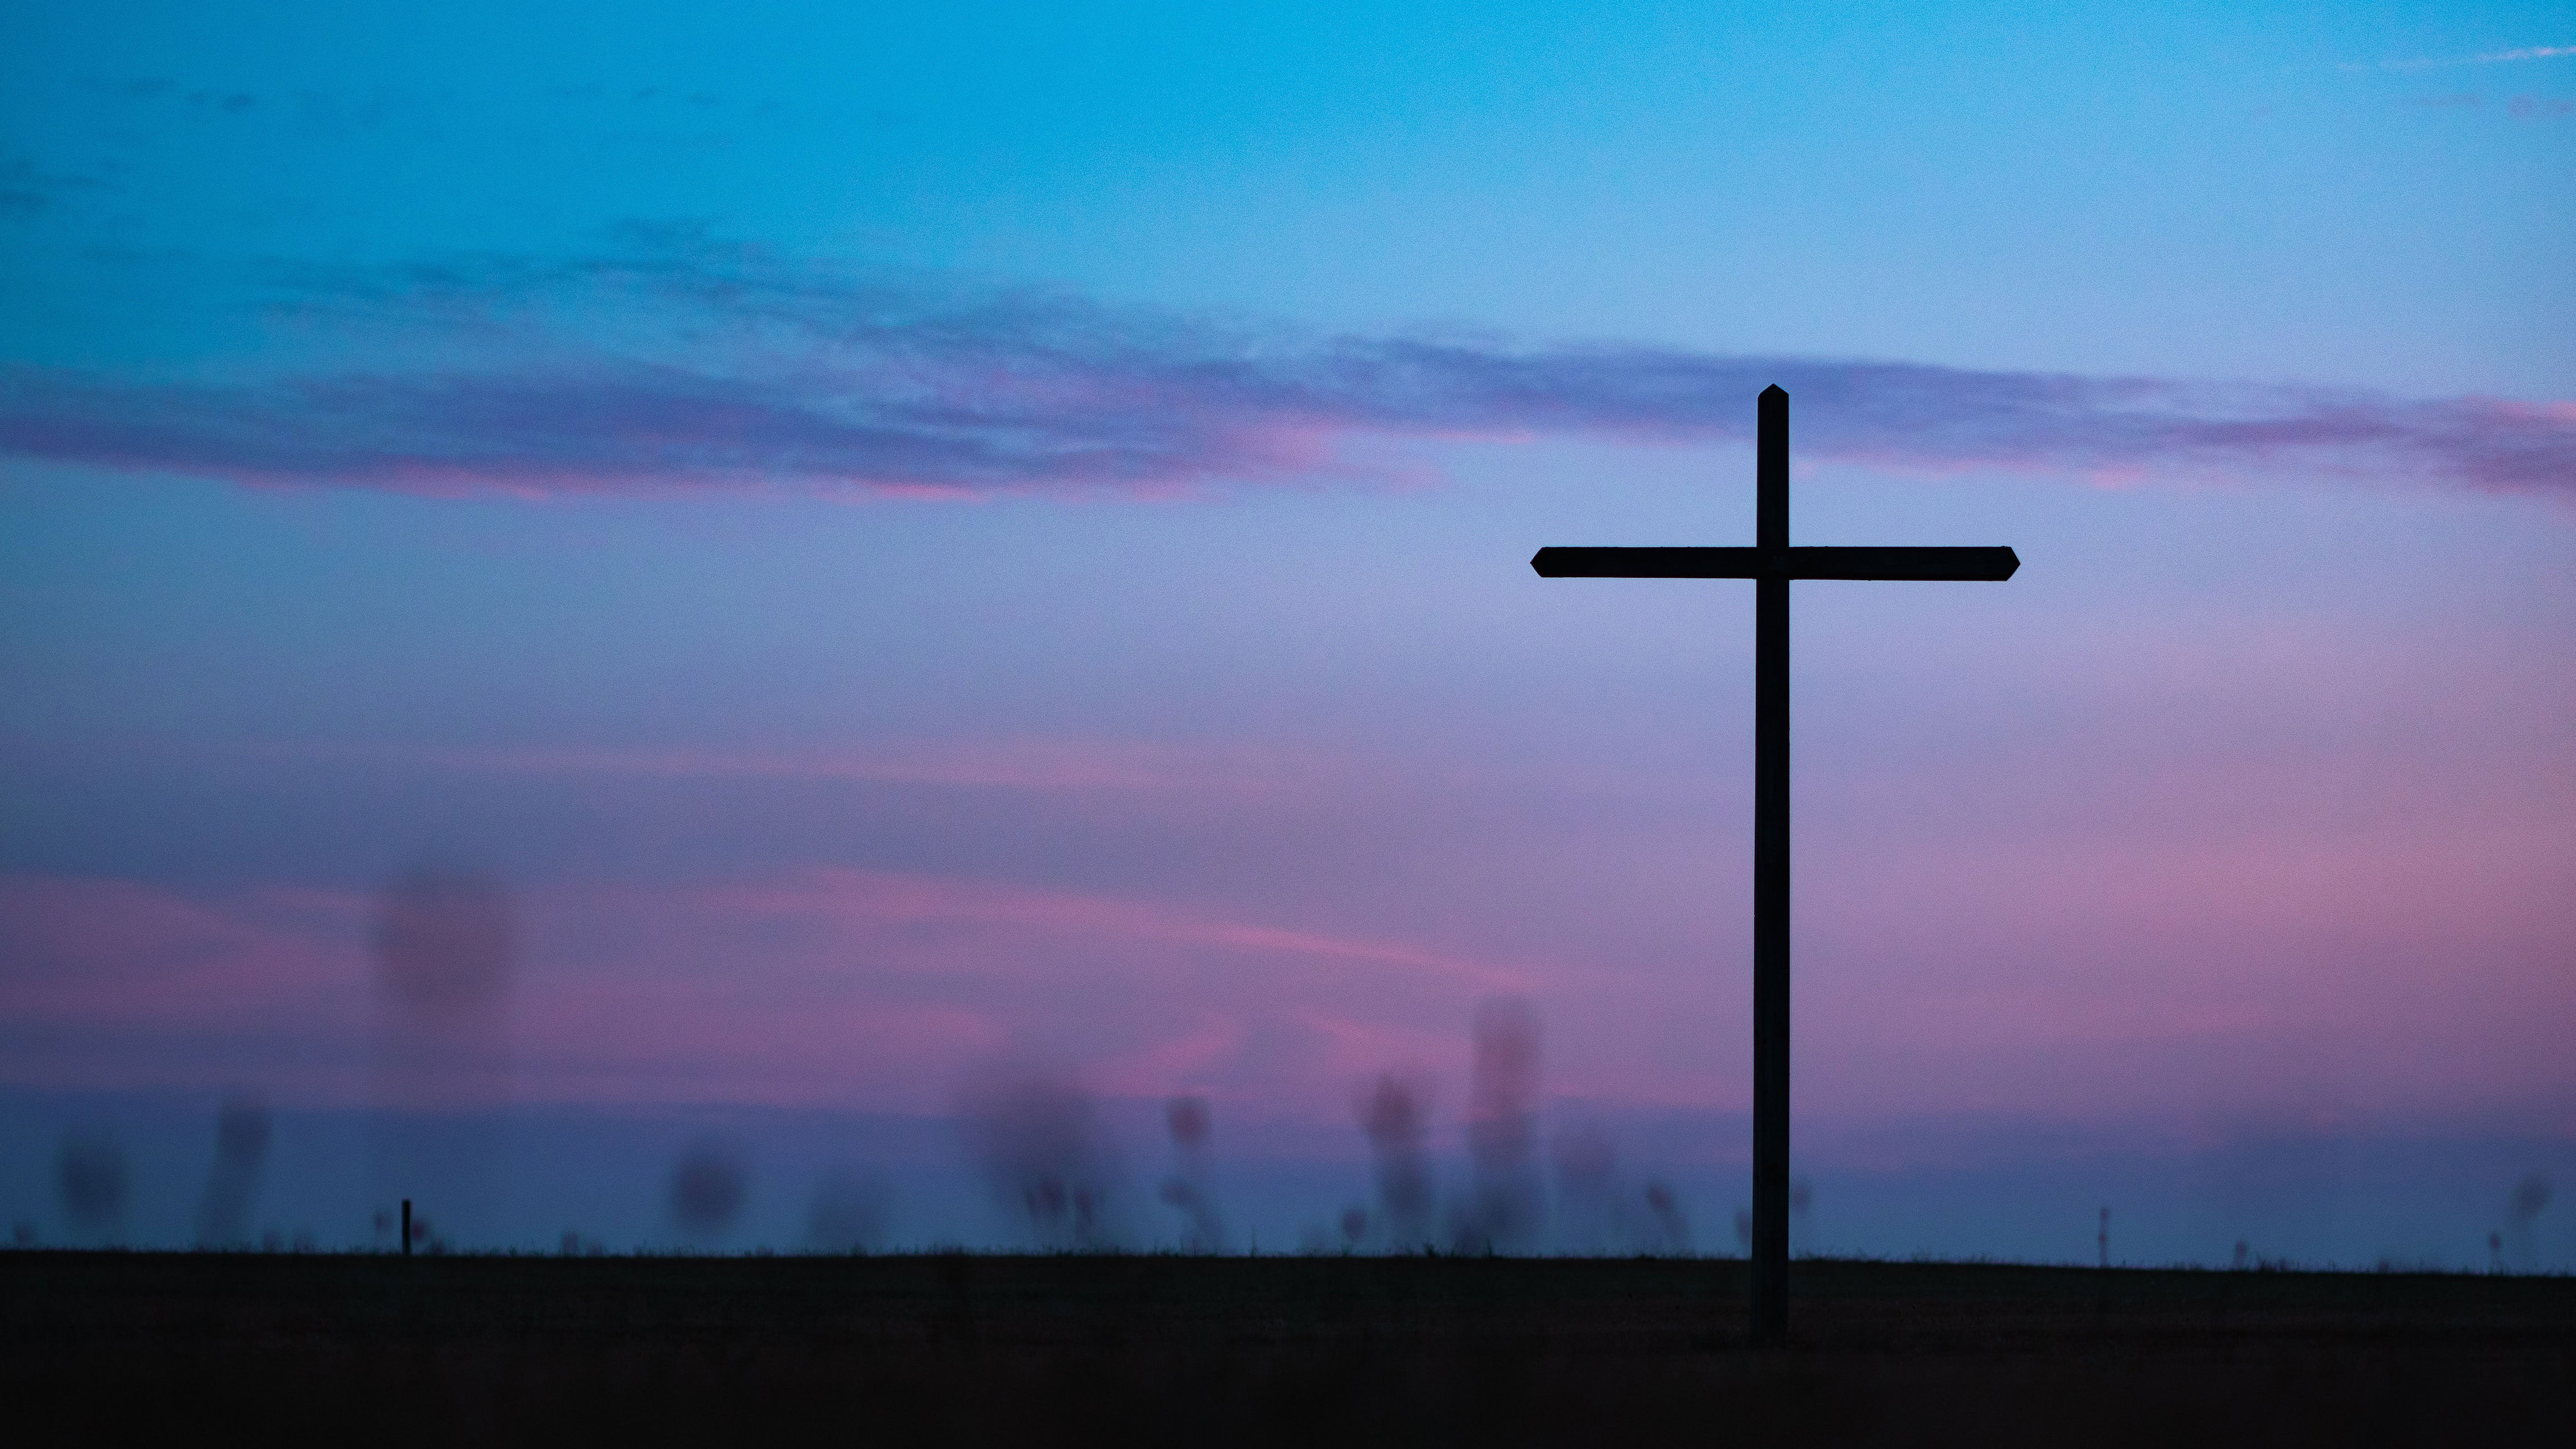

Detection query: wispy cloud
xmin=0 ymin=154 xmax=113 ymax=220
xmin=2355 ymin=44 xmax=2576 ymax=72
xmin=2 ymin=238 xmax=2567 ymax=500
xmin=266 ymin=738 xmax=1332 ymax=795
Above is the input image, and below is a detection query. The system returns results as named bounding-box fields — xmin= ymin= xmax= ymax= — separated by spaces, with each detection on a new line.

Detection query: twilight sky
xmin=2 ymin=2 xmax=2572 ymax=1254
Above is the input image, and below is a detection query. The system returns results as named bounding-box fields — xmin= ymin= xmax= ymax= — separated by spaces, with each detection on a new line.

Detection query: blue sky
xmin=2 ymin=2 xmax=2571 ymax=1258
xmin=7 ymin=1 xmax=2569 ymax=389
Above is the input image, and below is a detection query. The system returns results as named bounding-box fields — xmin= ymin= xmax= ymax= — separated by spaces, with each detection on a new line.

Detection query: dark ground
xmin=5 ymin=1252 xmax=2570 ymax=1445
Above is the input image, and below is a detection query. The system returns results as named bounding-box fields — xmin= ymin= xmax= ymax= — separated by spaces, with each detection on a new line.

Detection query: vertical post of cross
xmin=402 ymin=1198 xmax=413 ymax=1258
xmin=1750 ymin=384 xmax=1792 ymax=1348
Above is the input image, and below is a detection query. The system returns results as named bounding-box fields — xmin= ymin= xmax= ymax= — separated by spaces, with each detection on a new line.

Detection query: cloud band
xmin=2 ymin=246 xmax=2567 ymax=500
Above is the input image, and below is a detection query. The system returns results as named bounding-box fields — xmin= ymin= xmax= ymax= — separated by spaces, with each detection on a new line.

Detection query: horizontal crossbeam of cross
xmin=1529 ymin=545 xmax=2020 ymax=581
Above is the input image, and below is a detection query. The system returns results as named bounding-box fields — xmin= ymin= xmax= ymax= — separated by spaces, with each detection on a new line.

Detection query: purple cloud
xmin=2 ymin=245 xmax=2568 ymax=499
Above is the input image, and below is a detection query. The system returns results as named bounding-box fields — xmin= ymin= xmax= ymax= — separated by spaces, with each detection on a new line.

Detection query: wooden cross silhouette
xmin=1531 ymin=385 xmax=2018 ymax=1347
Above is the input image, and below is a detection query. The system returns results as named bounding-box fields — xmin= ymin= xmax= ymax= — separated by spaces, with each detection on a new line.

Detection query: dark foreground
xmin=7 ymin=1252 xmax=2570 ymax=1446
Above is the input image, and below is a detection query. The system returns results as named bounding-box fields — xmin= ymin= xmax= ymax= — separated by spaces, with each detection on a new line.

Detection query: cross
xmin=1530 ymin=385 xmax=2017 ymax=1347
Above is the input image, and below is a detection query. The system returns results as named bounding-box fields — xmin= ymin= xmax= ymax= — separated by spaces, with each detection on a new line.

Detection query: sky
xmin=1 ymin=2 xmax=2572 ymax=1262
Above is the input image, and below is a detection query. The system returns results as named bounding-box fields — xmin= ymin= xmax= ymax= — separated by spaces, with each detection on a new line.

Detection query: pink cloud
xmin=10 ymin=641 xmax=2569 ymax=1127
xmin=0 ymin=865 xmax=1530 ymax=1112
xmin=660 ymin=867 xmax=1528 ymax=995
xmin=0 ymin=876 xmax=371 ymax=1096
xmin=1785 ymin=783 xmax=2576 ymax=1123
xmin=523 ymin=864 xmax=1531 ymax=1110
xmin=0 ymin=875 xmax=358 ymax=1027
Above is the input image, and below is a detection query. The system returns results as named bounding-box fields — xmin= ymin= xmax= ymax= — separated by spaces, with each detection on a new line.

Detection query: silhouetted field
xmin=6 ymin=1252 xmax=2570 ymax=1444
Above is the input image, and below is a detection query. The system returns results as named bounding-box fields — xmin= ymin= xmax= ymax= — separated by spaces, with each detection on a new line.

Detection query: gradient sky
xmin=2 ymin=2 xmax=2572 ymax=1252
